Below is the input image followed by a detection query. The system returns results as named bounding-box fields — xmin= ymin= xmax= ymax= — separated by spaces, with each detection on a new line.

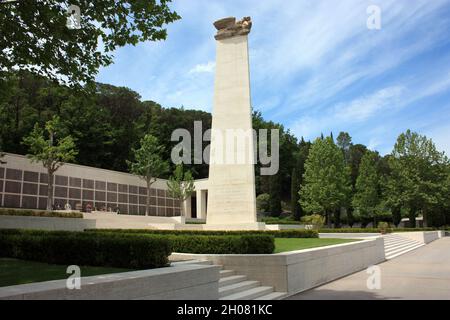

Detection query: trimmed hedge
xmin=86 ymin=229 xmax=319 ymax=239
xmin=319 ymin=227 xmax=443 ymax=233
xmin=319 ymin=228 xmax=382 ymax=233
xmin=0 ymin=208 xmax=83 ymax=219
xmin=0 ymin=229 xmax=171 ymax=269
xmin=166 ymin=234 xmax=275 ymax=254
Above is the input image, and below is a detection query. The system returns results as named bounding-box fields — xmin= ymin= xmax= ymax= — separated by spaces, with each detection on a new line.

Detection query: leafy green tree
xmin=23 ymin=116 xmax=78 ymax=210
xmin=337 ymin=132 xmax=352 ymax=162
xmin=291 ymin=139 xmax=310 ymax=220
xmin=352 ymin=151 xmax=381 ymax=225
xmin=269 ymin=174 xmax=282 ymax=217
xmin=385 ymin=130 xmax=448 ymax=227
xmin=300 ymin=137 xmax=351 ymax=227
xmin=167 ymin=164 xmax=195 ymax=217
xmin=0 ymin=1 xmax=180 ymax=86
xmin=128 ymin=134 xmax=169 ymax=216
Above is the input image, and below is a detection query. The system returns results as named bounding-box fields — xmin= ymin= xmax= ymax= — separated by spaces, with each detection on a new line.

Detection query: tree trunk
xmin=180 ymin=199 xmax=185 ymax=218
xmin=422 ymin=211 xmax=428 ymax=228
xmin=145 ymin=180 xmax=150 ymax=216
xmin=326 ymin=211 xmax=332 ymax=228
xmin=409 ymin=208 xmax=416 ymax=228
xmin=47 ymin=171 xmax=54 ymax=211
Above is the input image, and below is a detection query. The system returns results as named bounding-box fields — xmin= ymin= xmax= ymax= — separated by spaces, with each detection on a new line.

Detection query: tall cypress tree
xmin=269 ymin=174 xmax=282 ymax=217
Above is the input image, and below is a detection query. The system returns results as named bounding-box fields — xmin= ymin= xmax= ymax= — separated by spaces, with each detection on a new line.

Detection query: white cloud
xmin=334 ymin=86 xmax=405 ymax=122
xmin=189 ymin=61 xmax=216 ymax=74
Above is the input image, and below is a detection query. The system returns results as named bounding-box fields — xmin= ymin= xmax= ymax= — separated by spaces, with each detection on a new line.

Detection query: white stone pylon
xmin=206 ymin=17 xmax=260 ymax=229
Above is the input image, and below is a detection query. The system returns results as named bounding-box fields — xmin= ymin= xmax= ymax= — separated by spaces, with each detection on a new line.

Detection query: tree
xmin=385 ymin=130 xmax=448 ymax=227
xmin=0 ymin=1 xmax=180 ymax=86
xmin=0 ymin=137 xmax=5 ymax=164
xmin=337 ymin=132 xmax=352 ymax=163
xmin=269 ymin=174 xmax=282 ymax=217
xmin=167 ymin=164 xmax=195 ymax=217
xmin=352 ymin=151 xmax=381 ymax=225
xmin=22 ymin=116 xmax=77 ymax=210
xmin=128 ymin=134 xmax=169 ymax=216
xmin=291 ymin=140 xmax=310 ymax=220
xmin=300 ymin=137 xmax=351 ymax=227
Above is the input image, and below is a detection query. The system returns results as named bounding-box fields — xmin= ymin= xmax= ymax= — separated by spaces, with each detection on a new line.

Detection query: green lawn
xmin=0 ymin=258 xmax=132 ymax=287
xmin=274 ymin=238 xmax=359 ymax=253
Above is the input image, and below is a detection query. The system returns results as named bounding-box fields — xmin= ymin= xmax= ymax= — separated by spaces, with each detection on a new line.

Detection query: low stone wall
xmin=395 ymin=231 xmax=441 ymax=244
xmin=0 ymin=215 xmax=96 ymax=231
xmin=0 ymin=264 xmax=220 ymax=300
xmin=171 ymin=237 xmax=385 ymax=295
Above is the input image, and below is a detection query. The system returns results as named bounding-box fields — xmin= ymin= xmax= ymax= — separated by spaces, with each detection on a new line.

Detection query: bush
xmin=166 ymin=234 xmax=275 ymax=254
xmin=377 ymin=222 xmax=392 ymax=234
xmin=86 ymin=229 xmax=319 ymax=239
xmin=301 ymin=215 xmax=325 ymax=230
xmin=0 ymin=208 xmax=83 ymax=219
xmin=262 ymin=217 xmax=300 ymax=225
xmin=256 ymin=194 xmax=271 ymax=213
xmin=0 ymin=229 xmax=171 ymax=269
xmin=319 ymin=228 xmax=382 ymax=233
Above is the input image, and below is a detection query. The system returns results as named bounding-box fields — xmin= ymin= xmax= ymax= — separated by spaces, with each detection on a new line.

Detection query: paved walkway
xmin=287 ymin=237 xmax=450 ymax=300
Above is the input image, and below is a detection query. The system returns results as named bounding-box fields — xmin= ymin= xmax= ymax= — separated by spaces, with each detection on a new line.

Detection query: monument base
xmin=202 ymin=222 xmax=266 ymax=231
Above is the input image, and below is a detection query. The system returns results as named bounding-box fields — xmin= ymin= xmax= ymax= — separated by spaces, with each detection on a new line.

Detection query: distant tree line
xmin=1 ymin=71 xmax=449 ymax=227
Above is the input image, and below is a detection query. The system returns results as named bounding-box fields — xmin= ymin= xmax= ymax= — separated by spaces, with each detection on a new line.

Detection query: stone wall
xmin=0 ymin=264 xmax=220 ymax=300
xmin=0 ymin=153 xmax=180 ymax=217
xmin=170 ymin=237 xmax=386 ymax=295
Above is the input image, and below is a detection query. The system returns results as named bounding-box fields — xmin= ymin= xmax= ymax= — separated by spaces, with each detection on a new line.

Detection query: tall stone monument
xmin=206 ymin=17 xmax=262 ymax=230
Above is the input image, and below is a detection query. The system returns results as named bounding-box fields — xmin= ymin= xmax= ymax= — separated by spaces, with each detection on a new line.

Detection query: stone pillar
xmin=206 ymin=17 xmax=261 ymax=229
xmin=196 ymin=190 xmax=208 ymax=220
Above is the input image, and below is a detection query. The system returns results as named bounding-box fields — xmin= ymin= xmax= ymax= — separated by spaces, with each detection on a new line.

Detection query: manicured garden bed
xmin=0 ymin=258 xmax=131 ymax=287
xmin=274 ymin=238 xmax=359 ymax=253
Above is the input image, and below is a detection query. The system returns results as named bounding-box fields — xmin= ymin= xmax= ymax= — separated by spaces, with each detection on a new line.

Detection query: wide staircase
xmin=218 ymin=267 xmax=287 ymax=300
xmin=383 ymin=234 xmax=424 ymax=260
xmin=174 ymin=260 xmax=287 ymax=300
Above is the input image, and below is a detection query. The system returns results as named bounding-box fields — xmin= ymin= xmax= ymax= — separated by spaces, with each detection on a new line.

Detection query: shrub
xmin=262 ymin=217 xmax=300 ymax=225
xmin=86 ymin=229 xmax=319 ymax=239
xmin=256 ymin=193 xmax=270 ymax=213
xmin=301 ymin=215 xmax=325 ymax=230
xmin=0 ymin=208 xmax=83 ymax=219
xmin=166 ymin=234 xmax=275 ymax=254
xmin=0 ymin=229 xmax=171 ymax=269
xmin=377 ymin=222 xmax=391 ymax=234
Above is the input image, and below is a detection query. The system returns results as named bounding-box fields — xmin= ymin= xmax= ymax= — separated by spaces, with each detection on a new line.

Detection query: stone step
xmin=220 ymin=286 xmax=274 ymax=300
xmin=254 ymin=292 xmax=288 ymax=300
xmin=220 ymin=270 xmax=236 ymax=278
xmin=385 ymin=240 xmax=420 ymax=250
xmin=386 ymin=243 xmax=424 ymax=259
xmin=384 ymin=236 xmax=421 ymax=244
xmin=219 ymin=275 xmax=248 ymax=287
xmin=386 ymin=243 xmax=425 ymax=260
xmin=219 ymin=280 xmax=260 ymax=298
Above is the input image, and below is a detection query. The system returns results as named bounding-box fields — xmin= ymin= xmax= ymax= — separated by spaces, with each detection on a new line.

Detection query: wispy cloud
xmin=189 ymin=61 xmax=215 ymax=74
xmin=96 ymin=0 xmax=450 ymax=154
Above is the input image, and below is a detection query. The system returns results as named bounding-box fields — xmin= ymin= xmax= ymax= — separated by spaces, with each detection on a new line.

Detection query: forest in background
xmin=1 ymin=71 xmax=449 ymax=227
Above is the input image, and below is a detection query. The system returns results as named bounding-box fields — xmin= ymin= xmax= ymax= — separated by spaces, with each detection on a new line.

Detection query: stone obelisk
xmin=206 ymin=17 xmax=261 ymax=230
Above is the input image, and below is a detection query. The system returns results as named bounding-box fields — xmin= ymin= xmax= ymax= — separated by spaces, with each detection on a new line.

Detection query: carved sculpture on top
xmin=214 ymin=17 xmax=252 ymax=40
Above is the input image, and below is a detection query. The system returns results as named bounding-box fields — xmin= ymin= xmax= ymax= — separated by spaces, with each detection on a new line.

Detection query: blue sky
xmin=97 ymin=0 xmax=450 ymax=155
